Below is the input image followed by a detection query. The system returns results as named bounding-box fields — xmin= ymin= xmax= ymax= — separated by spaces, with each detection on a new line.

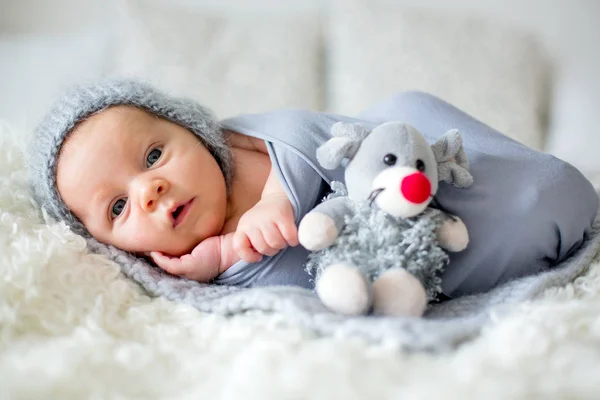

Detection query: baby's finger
xmin=150 ymin=251 xmax=187 ymax=276
xmin=247 ymin=228 xmax=278 ymax=257
xmin=233 ymin=231 xmax=263 ymax=263
xmin=239 ymin=246 xmax=263 ymax=263
xmin=260 ymin=223 xmax=287 ymax=250
xmin=277 ymin=220 xmax=299 ymax=247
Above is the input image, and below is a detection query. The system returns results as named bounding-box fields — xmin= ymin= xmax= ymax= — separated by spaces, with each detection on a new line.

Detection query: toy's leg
xmin=316 ymin=263 xmax=372 ymax=315
xmin=358 ymin=91 xmax=599 ymax=297
xmin=372 ymin=269 xmax=428 ymax=317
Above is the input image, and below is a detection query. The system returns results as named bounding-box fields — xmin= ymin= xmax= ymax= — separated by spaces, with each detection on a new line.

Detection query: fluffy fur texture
xmin=305 ymin=183 xmax=449 ymax=300
xmin=4 ymin=124 xmax=600 ymax=398
xmin=27 ymin=78 xmax=232 ymax=239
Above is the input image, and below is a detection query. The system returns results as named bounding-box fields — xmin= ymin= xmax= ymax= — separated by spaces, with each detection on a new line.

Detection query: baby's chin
xmin=141 ymin=239 xmax=202 ymax=258
xmin=139 ymin=248 xmax=187 ymax=258
xmin=133 ymin=218 xmax=226 ymax=258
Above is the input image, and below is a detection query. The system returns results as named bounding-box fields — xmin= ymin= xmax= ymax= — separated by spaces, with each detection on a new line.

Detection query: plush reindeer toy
xmin=298 ymin=121 xmax=474 ymax=317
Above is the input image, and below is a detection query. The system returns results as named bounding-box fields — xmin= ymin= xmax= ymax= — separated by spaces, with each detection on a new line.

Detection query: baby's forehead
xmin=103 ymin=105 xmax=158 ymax=121
xmin=75 ymin=105 xmax=154 ymax=133
xmin=63 ymin=106 xmax=156 ymax=148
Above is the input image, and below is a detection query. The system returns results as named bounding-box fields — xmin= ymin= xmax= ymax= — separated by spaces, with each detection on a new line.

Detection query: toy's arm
xmin=298 ymin=196 xmax=353 ymax=251
xmin=436 ymin=213 xmax=469 ymax=252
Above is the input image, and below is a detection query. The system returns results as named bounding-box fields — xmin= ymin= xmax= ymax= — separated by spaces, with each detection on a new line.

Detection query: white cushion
xmin=107 ymin=0 xmax=321 ymax=119
xmin=327 ymin=0 xmax=551 ymax=150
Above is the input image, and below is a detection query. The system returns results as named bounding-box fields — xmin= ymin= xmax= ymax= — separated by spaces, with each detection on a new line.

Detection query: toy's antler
xmin=316 ymin=122 xmax=370 ymax=170
xmin=431 ymin=129 xmax=473 ymax=188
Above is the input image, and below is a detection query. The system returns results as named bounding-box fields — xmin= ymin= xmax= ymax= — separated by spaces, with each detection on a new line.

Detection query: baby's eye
xmin=146 ymin=147 xmax=162 ymax=168
xmin=111 ymin=198 xmax=127 ymax=219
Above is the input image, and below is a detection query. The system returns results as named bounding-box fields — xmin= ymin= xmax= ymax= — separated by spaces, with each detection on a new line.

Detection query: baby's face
xmin=56 ymin=106 xmax=228 ymax=256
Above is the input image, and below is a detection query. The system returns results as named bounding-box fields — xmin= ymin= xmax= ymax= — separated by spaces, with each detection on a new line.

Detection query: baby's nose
xmin=400 ymin=172 xmax=431 ymax=204
xmin=141 ymin=179 xmax=169 ymax=211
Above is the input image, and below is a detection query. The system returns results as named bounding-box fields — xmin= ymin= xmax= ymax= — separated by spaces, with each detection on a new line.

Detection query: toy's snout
xmin=400 ymin=172 xmax=431 ymax=204
xmin=370 ymin=166 xmax=432 ymax=218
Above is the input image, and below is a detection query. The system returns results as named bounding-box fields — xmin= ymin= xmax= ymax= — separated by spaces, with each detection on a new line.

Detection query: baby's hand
xmin=150 ymin=233 xmax=239 ymax=282
xmin=233 ymin=193 xmax=298 ymax=263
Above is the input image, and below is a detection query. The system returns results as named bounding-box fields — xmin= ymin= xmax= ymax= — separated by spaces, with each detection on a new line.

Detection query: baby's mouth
xmin=171 ymin=198 xmax=194 ymax=227
xmin=172 ymin=205 xmax=184 ymax=220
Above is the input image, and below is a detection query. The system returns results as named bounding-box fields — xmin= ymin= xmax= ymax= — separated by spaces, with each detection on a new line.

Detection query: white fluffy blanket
xmin=2 ymin=125 xmax=600 ymax=399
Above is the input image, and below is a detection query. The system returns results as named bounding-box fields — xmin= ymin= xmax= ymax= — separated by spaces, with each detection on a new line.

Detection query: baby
xmin=53 ymin=103 xmax=295 ymax=283
xmin=28 ymin=78 xmax=599 ymax=298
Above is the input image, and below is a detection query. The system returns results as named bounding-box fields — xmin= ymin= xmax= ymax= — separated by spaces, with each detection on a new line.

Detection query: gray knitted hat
xmin=28 ymin=78 xmax=232 ymax=237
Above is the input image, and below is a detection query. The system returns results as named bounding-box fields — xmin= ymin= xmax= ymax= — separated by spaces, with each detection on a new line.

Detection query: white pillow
xmin=326 ymin=0 xmax=551 ymax=150
xmin=107 ymin=0 xmax=321 ymax=119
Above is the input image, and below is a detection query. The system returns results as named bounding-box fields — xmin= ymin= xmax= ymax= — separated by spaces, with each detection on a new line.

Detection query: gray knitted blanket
xmin=88 ymin=211 xmax=600 ymax=352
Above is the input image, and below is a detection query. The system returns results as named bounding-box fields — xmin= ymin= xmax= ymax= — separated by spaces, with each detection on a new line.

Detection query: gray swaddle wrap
xmin=217 ymin=92 xmax=598 ymax=297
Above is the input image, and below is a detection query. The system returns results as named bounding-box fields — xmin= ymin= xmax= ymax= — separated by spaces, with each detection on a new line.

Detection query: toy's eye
xmin=416 ymin=159 xmax=426 ymax=172
xmin=383 ymin=154 xmax=397 ymax=166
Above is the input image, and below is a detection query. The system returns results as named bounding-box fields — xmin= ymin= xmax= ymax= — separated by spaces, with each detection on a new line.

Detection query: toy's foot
xmin=372 ymin=269 xmax=427 ymax=317
xmin=316 ymin=263 xmax=372 ymax=316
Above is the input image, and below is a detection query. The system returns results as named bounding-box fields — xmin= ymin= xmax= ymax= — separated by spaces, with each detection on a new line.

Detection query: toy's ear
xmin=317 ymin=122 xmax=370 ymax=169
xmin=431 ymin=129 xmax=474 ymax=188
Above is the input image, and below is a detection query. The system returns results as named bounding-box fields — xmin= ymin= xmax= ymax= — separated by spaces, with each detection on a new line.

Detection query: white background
xmin=1 ymin=0 xmax=599 ymax=171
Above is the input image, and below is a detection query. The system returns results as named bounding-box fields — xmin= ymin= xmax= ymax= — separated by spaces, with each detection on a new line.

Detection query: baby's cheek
xmin=116 ymin=223 xmax=164 ymax=253
xmin=134 ymin=228 xmax=197 ymax=256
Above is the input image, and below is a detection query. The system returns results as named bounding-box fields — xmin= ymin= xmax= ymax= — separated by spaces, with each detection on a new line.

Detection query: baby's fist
xmin=233 ymin=194 xmax=298 ymax=263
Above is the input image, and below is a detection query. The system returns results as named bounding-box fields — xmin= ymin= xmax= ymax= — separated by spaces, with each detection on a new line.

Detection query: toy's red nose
xmin=400 ymin=173 xmax=431 ymax=204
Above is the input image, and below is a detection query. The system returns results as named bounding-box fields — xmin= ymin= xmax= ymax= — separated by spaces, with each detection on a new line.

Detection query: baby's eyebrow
xmin=88 ymin=187 xmax=112 ymax=216
xmin=74 ymin=192 xmax=110 ymax=232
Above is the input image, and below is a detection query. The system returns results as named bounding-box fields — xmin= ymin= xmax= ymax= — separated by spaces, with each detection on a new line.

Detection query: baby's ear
xmin=317 ymin=122 xmax=369 ymax=169
xmin=431 ymin=129 xmax=473 ymax=188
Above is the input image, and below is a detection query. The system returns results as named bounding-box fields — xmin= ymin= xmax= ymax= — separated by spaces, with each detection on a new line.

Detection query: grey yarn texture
xmin=305 ymin=182 xmax=449 ymax=300
xmin=27 ymin=78 xmax=232 ymax=238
